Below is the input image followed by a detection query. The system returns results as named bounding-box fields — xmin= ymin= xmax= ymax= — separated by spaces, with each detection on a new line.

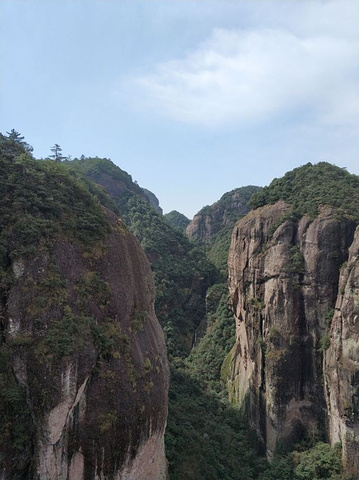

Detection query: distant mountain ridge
xmin=164 ymin=210 xmax=190 ymax=232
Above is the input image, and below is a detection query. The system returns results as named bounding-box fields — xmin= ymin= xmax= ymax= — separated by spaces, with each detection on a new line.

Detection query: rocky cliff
xmin=0 ymin=138 xmax=169 ymax=479
xmin=186 ymin=186 xmax=261 ymax=275
xmin=186 ymin=186 xmax=261 ymax=243
xmin=225 ymin=163 xmax=359 ymax=474
xmin=325 ymin=225 xmax=359 ymax=476
xmin=142 ymin=188 xmax=163 ymax=215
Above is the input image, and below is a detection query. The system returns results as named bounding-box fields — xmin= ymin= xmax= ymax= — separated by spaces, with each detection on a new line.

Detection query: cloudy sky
xmin=1 ymin=0 xmax=358 ymax=218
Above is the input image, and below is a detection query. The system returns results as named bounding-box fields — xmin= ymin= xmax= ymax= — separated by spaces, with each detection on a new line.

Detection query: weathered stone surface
xmin=227 ymin=201 xmax=357 ymax=463
xmin=325 ymin=226 xmax=359 ymax=476
xmin=186 ymin=186 xmax=261 ymax=243
xmin=4 ymin=212 xmax=169 ymax=480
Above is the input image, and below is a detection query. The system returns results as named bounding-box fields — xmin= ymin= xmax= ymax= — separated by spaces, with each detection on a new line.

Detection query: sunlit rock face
xmin=227 ymin=200 xmax=357 ymax=470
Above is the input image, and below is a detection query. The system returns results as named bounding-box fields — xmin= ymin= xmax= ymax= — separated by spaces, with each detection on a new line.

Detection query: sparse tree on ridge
xmin=6 ymin=129 xmax=34 ymax=154
xmin=49 ymin=144 xmax=65 ymax=162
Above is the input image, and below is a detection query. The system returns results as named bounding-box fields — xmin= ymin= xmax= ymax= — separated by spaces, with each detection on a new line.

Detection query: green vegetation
xmin=165 ymin=368 xmax=257 ymax=480
xmin=70 ymin=157 xmax=256 ymax=479
xmin=130 ymin=309 xmax=148 ymax=332
xmin=318 ymin=335 xmax=331 ymax=352
xmin=65 ymin=156 xmax=143 ymax=198
xmin=187 ymin=284 xmax=235 ymax=394
xmin=0 ymin=136 xmax=111 ymax=270
xmin=164 ymin=210 xmax=190 ymax=232
xmin=75 ymin=272 xmax=111 ymax=308
xmin=258 ymin=442 xmax=347 ymax=480
xmin=1 ymin=136 xmax=356 ymax=479
xmin=6 ymin=129 xmax=33 ymax=154
xmin=0 ymin=346 xmax=34 ymax=478
xmin=35 ymin=307 xmax=94 ymax=362
xmin=98 ymin=411 xmax=118 ymax=434
xmin=249 ymin=162 xmax=359 ymax=221
xmin=294 ymin=442 xmax=342 ymax=480
xmin=289 ymin=246 xmax=305 ymax=274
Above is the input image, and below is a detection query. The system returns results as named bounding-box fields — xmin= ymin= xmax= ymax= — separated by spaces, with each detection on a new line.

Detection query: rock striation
xmin=227 ymin=199 xmax=358 ymax=472
xmin=325 ymin=226 xmax=359 ymax=475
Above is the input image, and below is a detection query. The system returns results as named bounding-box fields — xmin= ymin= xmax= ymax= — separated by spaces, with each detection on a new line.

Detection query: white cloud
xmin=130 ymin=1 xmax=359 ymax=129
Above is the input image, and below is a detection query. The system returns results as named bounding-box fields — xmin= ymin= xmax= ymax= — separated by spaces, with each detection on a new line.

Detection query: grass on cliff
xmin=249 ymin=162 xmax=359 ymax=221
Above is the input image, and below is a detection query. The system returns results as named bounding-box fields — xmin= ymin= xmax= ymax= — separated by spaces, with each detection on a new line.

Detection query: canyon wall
xmin=325 ymin=226 xmax=359 ymax=475
xmin=226 ymin=200 xmax=358 ymax=473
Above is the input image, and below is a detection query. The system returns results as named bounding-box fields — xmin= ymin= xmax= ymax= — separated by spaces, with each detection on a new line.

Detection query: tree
xmin=6 ymin=129 xmax=33 ymax=154
xmin=49 ymin=144 xmax=65 ymax=162
xmin=294 ymin=442 xmax=341 ymax=480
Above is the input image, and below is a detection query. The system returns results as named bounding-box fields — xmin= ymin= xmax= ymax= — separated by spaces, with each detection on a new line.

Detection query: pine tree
xmin=49 ymin=144 xmax=65 ymax=162
xmin=6 ymin=129 xmax=33 ymax=154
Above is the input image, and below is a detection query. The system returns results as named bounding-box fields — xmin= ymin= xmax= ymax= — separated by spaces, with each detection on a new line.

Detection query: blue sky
xmin=1 ymin=0 xmax=358 ymax=218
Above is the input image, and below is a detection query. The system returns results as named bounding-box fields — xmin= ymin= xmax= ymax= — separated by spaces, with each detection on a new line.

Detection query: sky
xmin=1 ymin=0 xmax=358 ymax=218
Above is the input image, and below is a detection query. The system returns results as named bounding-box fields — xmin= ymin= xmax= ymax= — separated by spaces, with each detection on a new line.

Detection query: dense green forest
xmin=164 ymin=210 xmax=190 ymax=232
xmin=0 ymin=132 xmax=352 ymax=479
xmin=249 ymin=162 xmax=359 ymax=220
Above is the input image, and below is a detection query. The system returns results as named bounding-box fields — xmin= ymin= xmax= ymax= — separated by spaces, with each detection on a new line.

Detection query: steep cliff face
xmin=186 ymin=186 xmax=261 ymax=243
xmin=142 ymin=188 xmax=163 ymax=215
xmin=226 ymin=162 xmax=359 ymax=474
xmin=227 ymin=202 xmax=356 ymax=456
xmin=325 ymin=226 xmax=359 ymax=475
xmin=0 ymin=141 xmax=169 ymax=479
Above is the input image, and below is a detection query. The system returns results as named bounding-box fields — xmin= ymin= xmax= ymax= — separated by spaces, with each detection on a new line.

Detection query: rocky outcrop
xmin=142 ymin=188 xmax=163 ymax=215
xmin=3 ymin=213 xmax=169 ymax=480
xmin=0 ymin=145 xmax=169 ymax=480
xmin=186 ymin=186 xmax=261 ymax=243
xmin=227 ymin=201 xmax=357 ymax=464
xmin=325 ymin=226 xmax=359 ymax=476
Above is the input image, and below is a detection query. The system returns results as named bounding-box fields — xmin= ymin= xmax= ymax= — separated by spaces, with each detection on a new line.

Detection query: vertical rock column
xmin=228 ymin=201 xmax=356 ymax=458
xmin=325 ymin=226 xmax=359 ymax=477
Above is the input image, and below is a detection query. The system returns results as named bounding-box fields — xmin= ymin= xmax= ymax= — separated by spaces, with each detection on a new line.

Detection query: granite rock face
xmin=227 ymin=200 xmax=357 ymax=468
xmin=186 ymin=186 xmax=261 ymax=243
xmin=325 ymin=226 xmax=359 ymax=476
xmin=2 ymin=213 xmax=169 ymax=479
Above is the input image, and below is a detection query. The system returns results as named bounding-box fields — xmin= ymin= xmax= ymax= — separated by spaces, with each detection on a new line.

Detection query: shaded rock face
xmin=142 ymin=188 xmax=163 ymax=215
xmin=2 ymin=212 xmax=169 ymax=480
xmin=325 ymin=226 xmax=359 ymax=475
xmin=227 ymin=201 xmax=357 ymax=462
